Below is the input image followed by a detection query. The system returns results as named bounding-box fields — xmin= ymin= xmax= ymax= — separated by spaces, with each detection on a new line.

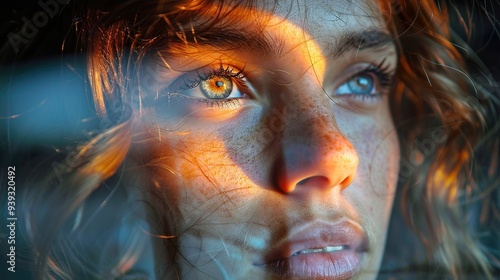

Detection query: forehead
xmin=269 ymin=0 xmax=382 ymax=29
xmin=254 ymin=0 xmax=385 ymax=37
xmin=160 ymin=0 xmax=389 ymax=60
xmin=259 ymin=0 xmax=386 ymax=60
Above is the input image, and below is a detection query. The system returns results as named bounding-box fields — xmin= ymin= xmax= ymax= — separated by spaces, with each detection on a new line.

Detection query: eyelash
xmin=359 ymin=59 xmax=393 ymax=87
xmin=185 ymin=65 xmax=246 ymax=88
xmin=345 ymin=59 xmax=394 ymax=100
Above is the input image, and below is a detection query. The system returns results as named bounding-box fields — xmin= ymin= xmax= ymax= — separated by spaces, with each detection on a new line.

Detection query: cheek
xmin=337 ymin=113 xmax=399 ymax=271
xmin=137 ymin=127 xmax=260 ymax=226
xmin=358 ymin=137 xmax=399 ymax=229
xmin=358 ymin=125 xmax=400 ymax=197
xmin=336 ymin=103 xmax=400 ymax=193
xmin=337 ymin=107 xmax=400 ymax=222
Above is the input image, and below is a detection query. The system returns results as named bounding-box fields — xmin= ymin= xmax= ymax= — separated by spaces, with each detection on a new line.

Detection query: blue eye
xmin=337 ymin=74 xmax=375 ymax=95
xmin=347 ymin=74 xmax=374 ymax=94
xmin=334 ymin=61 xmax=395 ymax=100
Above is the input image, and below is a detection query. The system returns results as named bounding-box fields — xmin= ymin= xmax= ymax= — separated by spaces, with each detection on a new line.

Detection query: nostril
xmin=295 ymin=176 xmax=330 ymax=189
xmin=297 ymin=178 xmax=309 ymax=185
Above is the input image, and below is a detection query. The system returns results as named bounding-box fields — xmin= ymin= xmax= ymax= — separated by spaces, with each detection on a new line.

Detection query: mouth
xmin=254 ymin=220 xmax=368 ymax=279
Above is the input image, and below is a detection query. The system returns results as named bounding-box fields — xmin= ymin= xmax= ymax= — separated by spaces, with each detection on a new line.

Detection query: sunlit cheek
xmin=145 ymin=131 xmax=259 ymax=219
xmin=173 ymin=167 xmax=260 ymax=219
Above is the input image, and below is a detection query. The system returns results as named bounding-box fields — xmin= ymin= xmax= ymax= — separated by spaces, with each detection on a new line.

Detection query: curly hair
xmin=377 ymin=0 xmax=499 ymax=278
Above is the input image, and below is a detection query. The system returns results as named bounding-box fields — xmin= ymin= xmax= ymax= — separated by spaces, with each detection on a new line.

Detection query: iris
xmin=200 ymin=76 xmax=233 ymax=99
xmin=347 ymin=74 xmax=373 ymax=95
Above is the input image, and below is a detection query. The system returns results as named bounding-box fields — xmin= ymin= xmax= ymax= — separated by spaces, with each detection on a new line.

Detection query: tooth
xmin=292 ymin=245 xmax=345 ymax=256
xmin=322 ymin=245 xmax=345 ymax=253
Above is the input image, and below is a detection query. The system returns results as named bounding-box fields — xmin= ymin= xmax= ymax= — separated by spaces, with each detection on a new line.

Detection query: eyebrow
xmin=329 ymin=30 xmax=396 ymax=57
xmin=167 ymin=28 xmax=395 ymax=59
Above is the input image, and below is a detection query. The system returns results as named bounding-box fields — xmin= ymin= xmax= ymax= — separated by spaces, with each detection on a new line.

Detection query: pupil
xmin=357 ymin=77 xmax=369 ymax=89
xmin=215 ymin=81 xmax=224 ymax=87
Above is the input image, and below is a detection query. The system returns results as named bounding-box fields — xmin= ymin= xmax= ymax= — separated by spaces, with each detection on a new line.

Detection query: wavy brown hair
xmin=19 ymin=0 xmax=499 ymax=279
xmin=377 ymin=0 xmax=499 ymax=278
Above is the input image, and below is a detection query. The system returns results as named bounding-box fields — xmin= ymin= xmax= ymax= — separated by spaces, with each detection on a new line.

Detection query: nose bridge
xmin=273 ymin=79 xmax=359 ymax=194
xmin=277 ymin=74 xmax=340 ymax=146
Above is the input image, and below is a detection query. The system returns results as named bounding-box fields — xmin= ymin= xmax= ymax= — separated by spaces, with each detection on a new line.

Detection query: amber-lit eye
xmin=200 ymin=76 xmax=233 ymax=99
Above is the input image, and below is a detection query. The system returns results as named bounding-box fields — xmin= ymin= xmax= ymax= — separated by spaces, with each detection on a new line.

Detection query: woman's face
xmin=133 ymin=0 xmax=400 ymax=279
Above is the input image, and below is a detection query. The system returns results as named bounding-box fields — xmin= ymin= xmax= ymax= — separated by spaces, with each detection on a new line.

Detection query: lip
xmin=254 ymin=219 xmax=369 ymax=279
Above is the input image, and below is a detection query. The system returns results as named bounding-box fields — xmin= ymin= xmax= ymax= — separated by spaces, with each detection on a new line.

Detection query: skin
xmin=128 ymin=0 xmax=400 ymax=279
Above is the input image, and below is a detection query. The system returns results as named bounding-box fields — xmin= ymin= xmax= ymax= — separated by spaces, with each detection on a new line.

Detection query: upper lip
xmin=254 ymin=219 xmax=369 ymax=265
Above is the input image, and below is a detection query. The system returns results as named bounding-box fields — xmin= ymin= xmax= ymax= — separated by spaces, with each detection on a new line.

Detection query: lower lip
xmin=261 ymin=250 xmax=362 ymax=280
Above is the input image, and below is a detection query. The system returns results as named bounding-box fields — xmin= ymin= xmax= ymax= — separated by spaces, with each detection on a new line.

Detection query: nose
xmin=274 ymin=99 xmax=359 ymax=194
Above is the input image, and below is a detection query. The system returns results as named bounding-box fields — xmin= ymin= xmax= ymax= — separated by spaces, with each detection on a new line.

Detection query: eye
xmin=333 ymin=61 xmax=395 ymax=103
xmin=337 ymin=74 xmax=375 ymax=95
xmin=200 ymin=76 xmax=238 ymax=99
xmin=169 ymin=65 xmax=250 ymax=107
